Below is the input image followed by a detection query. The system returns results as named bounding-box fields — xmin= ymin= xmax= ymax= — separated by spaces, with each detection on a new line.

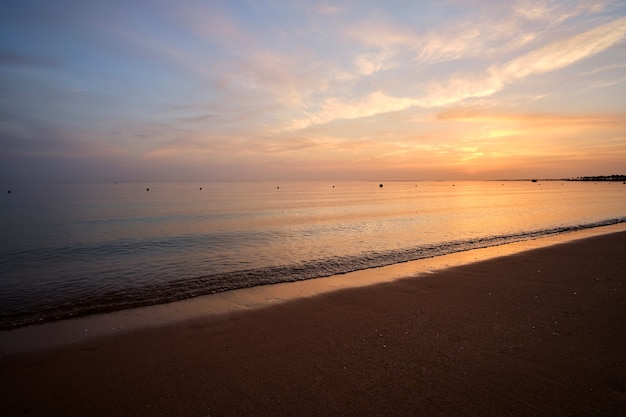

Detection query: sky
xmin=1 ymin=0 xmax=625 ymax=182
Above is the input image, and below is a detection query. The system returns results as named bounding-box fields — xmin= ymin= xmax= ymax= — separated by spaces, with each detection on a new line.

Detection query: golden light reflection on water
xmin=2 ymin=180 xmax=625 ymax=330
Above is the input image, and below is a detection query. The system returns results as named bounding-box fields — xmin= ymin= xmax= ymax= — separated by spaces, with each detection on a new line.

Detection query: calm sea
xmin=1 ymin=180 xmax=625 ymax=329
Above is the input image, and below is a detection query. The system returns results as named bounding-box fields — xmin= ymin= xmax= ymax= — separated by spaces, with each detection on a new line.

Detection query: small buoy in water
xmin=379 ymin=183 xmax=383 ymax=188
xmin=276 ymin=186 xmax=280 ymax=189
xmin=146 ymin=188 xmax=150 ymax=191
xmin=7 ymin=190 xmax=11 ymax=194
xmin=332 ymin=185 xmax=335 ymax=188
xmin=199 ymin=187 xmax=202 ymax=190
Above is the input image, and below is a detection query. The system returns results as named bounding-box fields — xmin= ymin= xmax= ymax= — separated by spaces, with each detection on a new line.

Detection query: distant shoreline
xmin=494 ymin=175 xmax=626 ymax=182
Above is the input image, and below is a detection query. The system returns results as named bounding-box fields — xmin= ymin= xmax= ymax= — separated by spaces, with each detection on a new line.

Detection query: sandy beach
xmin=1 ymin=229 xmax=625 ymax=416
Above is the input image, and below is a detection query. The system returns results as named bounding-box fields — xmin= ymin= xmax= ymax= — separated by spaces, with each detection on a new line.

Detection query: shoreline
xmin=1 ymin=222 xmax=625 ymax=356
xmin=6 ymin=218 xmax=623 ymax=332
xmin=1 ymin=224 xmax=624 ymax=416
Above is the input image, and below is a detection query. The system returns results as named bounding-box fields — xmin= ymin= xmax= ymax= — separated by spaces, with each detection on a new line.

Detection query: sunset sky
xmin=1 ymin=0 xmax=625 ymax=182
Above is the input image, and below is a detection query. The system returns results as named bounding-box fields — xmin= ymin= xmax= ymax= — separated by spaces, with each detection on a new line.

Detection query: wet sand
xmin=1 ymin=230 xmax=625 ymax=416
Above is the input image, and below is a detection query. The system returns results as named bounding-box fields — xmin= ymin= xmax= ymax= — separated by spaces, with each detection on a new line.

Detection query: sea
xmin=1 ymin=180 xmax=625 ymax=329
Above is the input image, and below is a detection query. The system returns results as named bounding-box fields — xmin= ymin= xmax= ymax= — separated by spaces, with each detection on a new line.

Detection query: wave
xmin=1 ymin=218 xmax=624 ymax=330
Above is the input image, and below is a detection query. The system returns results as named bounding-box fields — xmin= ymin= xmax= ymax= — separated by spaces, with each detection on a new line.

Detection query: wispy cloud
xmin=514 ymin=0 xmax=610 ymax=23
xmin=579 ymin=62 xmax=626 ymax=75
xmin=437 ymin=108 xmax=626 ymax=125
xmin=315 ymin=4 xmax=342 ymax=15
xmin=492 ymin=16 xmax=626 ymax=81
xmin=289 ymin=15 xmax=626 ymax=130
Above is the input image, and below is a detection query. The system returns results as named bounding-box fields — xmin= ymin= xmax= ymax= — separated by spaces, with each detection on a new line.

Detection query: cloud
xmin=492 ymin=16 xmax=626 ymax=82
xmin=436 ymin=108 xmax=626 ymax=124
xmin=514 ymin=0 xmax=609 ymax=23
xmin=344 ymin=8 xmax=534 ymax=65
xmin=289 ymin=15 xmax=626 ymax=130
xmin=580 ymin=62 xmax=626 ymax=75
xmin=345 ymin=19 xmax=483 ymax=64
xmin=434 ymin=108 xmax=626 ymax=161
xmin=344 ymin=20 xmax=417 ymax=48
xmin=315 ymin=4 xmax=342 ymax=15
xmin=354 ymin=50 xmax=396 ymax=75
xmin=111 ymin=2 xmax=624 ymax=140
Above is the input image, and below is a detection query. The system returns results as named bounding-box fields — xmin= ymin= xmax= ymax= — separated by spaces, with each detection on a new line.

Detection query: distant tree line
xmin=568 ymin=175 xmax=626 ymax=182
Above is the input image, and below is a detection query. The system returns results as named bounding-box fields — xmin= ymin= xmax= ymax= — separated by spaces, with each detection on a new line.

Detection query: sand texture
xmin=1 ymin=231 xmax=625 ymax=416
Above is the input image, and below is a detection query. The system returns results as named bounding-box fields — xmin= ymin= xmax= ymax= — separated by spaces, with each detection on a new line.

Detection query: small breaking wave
xmin=1 ymin=218 xmax=623 ymax=330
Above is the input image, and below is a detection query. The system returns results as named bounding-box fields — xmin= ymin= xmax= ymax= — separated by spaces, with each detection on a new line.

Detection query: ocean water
xmin=1 ymin=180 xmax=625 ymax=329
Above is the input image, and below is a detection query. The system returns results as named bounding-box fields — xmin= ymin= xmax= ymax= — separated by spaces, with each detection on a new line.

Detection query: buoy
xmin=277 ymin=186 xmax=280 ymax=189
xmin=146 ymin=188 xmax=150 ymax=191
xmin=199 ymin=187 xmax=202 ymax=190
xmin=7 ymin=190 xmax=11 ymax=194
xmin=379 ymin=183 xmax=383 ymax=188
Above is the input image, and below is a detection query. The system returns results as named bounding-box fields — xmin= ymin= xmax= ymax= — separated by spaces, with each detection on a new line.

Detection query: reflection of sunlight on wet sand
xmin=2 ymin=222 xmax=625 ymax=356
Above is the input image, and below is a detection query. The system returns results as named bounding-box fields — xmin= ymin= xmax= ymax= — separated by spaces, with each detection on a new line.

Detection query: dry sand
xmin=1 ymin=229 xmax=625 ymax=416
